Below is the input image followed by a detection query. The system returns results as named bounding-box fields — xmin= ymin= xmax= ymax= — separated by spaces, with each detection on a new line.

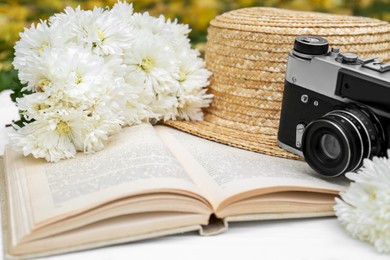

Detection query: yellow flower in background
xmin=1 ymin=0 xmax=390 ymax=55
xmin=357 ymin=0 xmax=374 ymax=8
xmin=1 ymin=0 xmax=390 ymax=91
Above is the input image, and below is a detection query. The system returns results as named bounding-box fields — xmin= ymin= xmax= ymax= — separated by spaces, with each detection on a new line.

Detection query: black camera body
xmin=278 ymin=36 xmax=390 ymax=177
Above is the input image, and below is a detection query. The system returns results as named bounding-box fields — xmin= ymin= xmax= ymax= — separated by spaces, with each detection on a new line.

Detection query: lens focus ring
xmin=302 ymin=105 xmax=384 ymax=177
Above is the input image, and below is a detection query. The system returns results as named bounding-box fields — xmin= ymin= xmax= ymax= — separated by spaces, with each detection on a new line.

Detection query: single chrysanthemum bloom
xmin=110 ymin=0 xmax=134 ymax=24
xmin=19 ymin=46 xmax=117 ymax=101
xmin=171 ymin=49 xmax=212 ymax=121
xmin=151 ymin=93 xmax=179 ymax=121
xmin=55 ymin=47 xmax=118 ymax=101
xmin=15 ymin=91 xmax=59 ymax=121
xmin=174 ymin=88 xmax=213 ymax=121
xmin=164 ymin=18 xmax=192 ymax=51
xmin=177 ymin=49 xmax=211 ymax=92
xmin=50 ymin=5 xmax=133 ymax=56
xmin=118 ymin=76 xmax=156 ymax=124
xmin=130 ymin=12 xmax=168 ymax=36
xmin=124 ymin=31 xmax=180 ymax=95
xmin=129 ymin=12 xmax=190 ymax=52
xmin=334 ymin=152 xmax=390 ymax=253
xmin=10 ymin=116 xmax=78 ymax=162
xmin=10 ymin=109 xmax=122 ymax=162
xmin=13 ymin=21 xmax=65 ymax=85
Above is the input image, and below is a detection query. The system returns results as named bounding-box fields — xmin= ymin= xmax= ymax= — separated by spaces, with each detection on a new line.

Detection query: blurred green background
xmin=1 ymin=0 xmax=390 ymax=94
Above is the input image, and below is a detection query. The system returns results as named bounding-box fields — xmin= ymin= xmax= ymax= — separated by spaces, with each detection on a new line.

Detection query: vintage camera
xmin=278 ymin=35 xmax=390 ymax=177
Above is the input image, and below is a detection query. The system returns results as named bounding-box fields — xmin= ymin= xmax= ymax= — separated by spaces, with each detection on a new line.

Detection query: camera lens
xmin=302 ymin=105 xmax=385 ymax=177
xmin=320 ymin=134 xmax=341 ymax=160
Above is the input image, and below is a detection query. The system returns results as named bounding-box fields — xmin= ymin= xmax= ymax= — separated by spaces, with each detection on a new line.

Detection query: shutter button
xmin=336 ymin=52 xmax=359 ymax=64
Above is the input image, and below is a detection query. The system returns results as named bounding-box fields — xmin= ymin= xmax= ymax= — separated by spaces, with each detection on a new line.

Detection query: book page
xmin=6 ymin=124 xmax=209 ymax=229
xmin=156 ymin=126 xmax=348 ymax=210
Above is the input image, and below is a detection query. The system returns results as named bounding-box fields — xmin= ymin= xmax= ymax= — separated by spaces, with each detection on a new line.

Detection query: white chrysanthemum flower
xmin=50 ymin=5 xmax=133 ymax=56
xmin=10 ymin=116 xmax=78 ymax=162
xmin=172 ymin=49 xmax=212 ymax=121
xmin=124 ymin=31 xmax=180 ymax=94
xmin=130 ymin=12 xmax=191 ymax=52
xmin=334 ymin=152 xmax=390 ymax=253
xmin=19 ymin=46 xmax=115 ymax=99
xmin=10 ymin=109 xmax=121 ymax=162
xmin=119 ymin=77 xmax=155 ymax=124
xmin=13 ymin=21 xmax=65 ymax=84
xmin=177 ymin=49 xmax=211 ymax=91
xmin=15 ymin=91 xmax=57 ymax=120
xmin=79 ymin=116 xmax=122 ymax=153
xmin=165 ymin=18 xmax=191 ymax=38
xmin=150 ymin=94 xmax=178 ymax=121
xmin=123 ymin=31 xmax=186 ymax=120
xmin=130 ymin=12 xmax=167 ymax=36
xmin=164 ymin=18 xmax=192 ymax=51
xmin=110 ymin=0 xmax=134 ymax=23
xmin=53 ymin=47 xmax=115 ymax=101
xmin=175 ymin=89 xmax=213 ymax=121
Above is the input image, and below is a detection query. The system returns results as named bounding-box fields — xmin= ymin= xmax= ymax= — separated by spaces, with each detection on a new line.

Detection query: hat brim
xmin=165 ymin=117 xmax=302 ymax=161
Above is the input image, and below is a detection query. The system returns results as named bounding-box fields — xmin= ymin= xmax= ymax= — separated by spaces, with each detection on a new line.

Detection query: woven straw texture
xmin=166 ymin=7 xmax=390 ymax=160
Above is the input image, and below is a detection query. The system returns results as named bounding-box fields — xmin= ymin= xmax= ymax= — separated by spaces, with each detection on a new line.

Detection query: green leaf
xmin=0 ymin=68 xmax=31 ymax=128
xmin=0 ymin=68 xmax=26 ymax=102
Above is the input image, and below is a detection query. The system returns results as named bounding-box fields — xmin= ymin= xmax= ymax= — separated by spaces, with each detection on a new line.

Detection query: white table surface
xmin=0 ymin=90 xmax=388 ymax=260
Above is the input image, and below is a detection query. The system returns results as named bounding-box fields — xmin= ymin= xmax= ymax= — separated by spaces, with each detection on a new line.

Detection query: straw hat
xmin=166 ymin=7 xmax=390 ymax=160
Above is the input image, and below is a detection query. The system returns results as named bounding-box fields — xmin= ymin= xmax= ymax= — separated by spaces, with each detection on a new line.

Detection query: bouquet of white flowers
xmin=10 ymin=1 xmax=212 ymax=162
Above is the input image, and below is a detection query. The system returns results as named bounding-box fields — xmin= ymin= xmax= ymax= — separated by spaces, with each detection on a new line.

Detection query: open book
xmin=1 ymin=124 xmax=347 ymax=259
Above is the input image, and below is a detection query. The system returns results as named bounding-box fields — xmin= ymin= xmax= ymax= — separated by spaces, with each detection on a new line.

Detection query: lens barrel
xmin=302 ymin=105 xmax=385 ymax=177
